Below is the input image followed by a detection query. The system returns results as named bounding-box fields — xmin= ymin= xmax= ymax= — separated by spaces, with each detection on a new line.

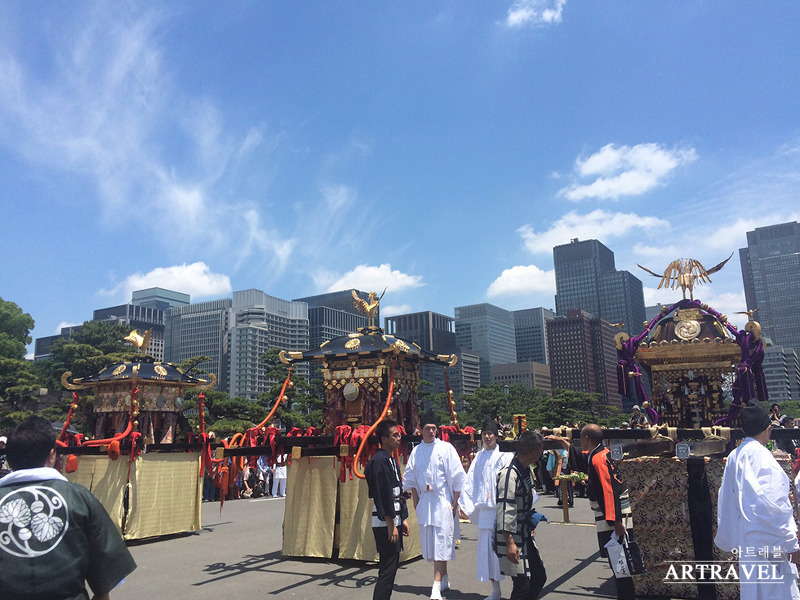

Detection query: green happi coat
xmin=0 ymin=467 xmax=137 ymax=600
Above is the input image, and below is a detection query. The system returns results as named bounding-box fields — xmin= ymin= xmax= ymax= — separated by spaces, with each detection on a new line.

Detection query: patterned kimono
xmin=495 ymin=457 xmax=539 ymax=577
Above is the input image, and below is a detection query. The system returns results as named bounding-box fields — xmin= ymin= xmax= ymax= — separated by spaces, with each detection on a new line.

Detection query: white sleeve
xmin=458 ymin=456 xmax=477 ymax=515
xmin=403 ymin=449 xmax=418 ymax=492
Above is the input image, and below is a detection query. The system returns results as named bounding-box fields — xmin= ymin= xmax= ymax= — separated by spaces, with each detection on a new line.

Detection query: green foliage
xmin=182 ymin=388 xmax=267 ymax=437
xmin=257 ymin=349 xmax=324 ymax=430
xmin=0 ymin=297 xmax=35 ymax=358
xmin=178 ymin=355 xmax=213 ymax=377
xmin=457 ymin=384 xmax=624 ymax=431
xmin=70 ymin=320 xmax=133 ymax=355
xmin=40 ymin=321 xmax=140 ymax=390
xmin=532 ymin=389 xmax=624 ymax=429
xmin=779 ymin=401 xmax=800 ymax=419
xmin=459 ymin=384 xmax=551 ymax=429
xmin=0 ymin=298 xmax=38 ymax=412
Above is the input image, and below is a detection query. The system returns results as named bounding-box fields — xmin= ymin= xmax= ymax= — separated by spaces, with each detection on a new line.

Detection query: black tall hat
xmin=482 ymin=419 xmax=499 ymax=436
xmin=420 ymin=409 xmax=437 ymax=427
xmin=740 ymin=401 xmax=772 ymax=437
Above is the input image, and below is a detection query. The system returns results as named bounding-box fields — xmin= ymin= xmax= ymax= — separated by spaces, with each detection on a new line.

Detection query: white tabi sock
xmin=442 ymin=575 xmax=450 ymax=591
xmin=430 ymin=580 xmax=443 ymax=600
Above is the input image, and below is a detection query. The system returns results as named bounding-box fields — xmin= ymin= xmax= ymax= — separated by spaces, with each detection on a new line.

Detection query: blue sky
xmin=2 ymin=1 xmax=799 ymax=354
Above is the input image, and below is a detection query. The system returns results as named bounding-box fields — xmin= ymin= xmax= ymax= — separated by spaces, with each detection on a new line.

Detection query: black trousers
xmin=372 ymin=526 xmax=402 ymax=600
xmin=510 ymin=539 xmax=547 ymax=600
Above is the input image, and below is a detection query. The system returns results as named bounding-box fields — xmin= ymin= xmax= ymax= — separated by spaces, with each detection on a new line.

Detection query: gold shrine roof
xmin=632 ymin=305 xmax=740 ymax=366
xmin=61 ymin=360 xmax=216 ymax=391
xmin=279 ymin=326 xmax=457 ymax=367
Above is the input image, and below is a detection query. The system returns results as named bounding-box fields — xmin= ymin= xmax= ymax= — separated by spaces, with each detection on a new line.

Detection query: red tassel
xmin=107 ymin=440 xmax=121 ymax=461
xmin=65 ymin=454 xmax=78 ymax=473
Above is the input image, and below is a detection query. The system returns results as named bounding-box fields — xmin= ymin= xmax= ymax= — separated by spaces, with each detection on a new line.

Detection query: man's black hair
xmin=6 ymin=415 xmax=56 ymax=470
xmin=375 ymin=419 xmax=399 ymax=445
xmin=517 ymin=430 xmax=543 ymax=454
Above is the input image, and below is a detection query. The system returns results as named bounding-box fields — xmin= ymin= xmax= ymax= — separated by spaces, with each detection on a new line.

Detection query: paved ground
xmin=115 ymin=492 xmax=652 ymax=600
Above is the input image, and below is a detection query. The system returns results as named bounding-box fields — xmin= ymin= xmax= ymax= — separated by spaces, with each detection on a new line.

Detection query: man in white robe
xmin=404 ymin=411 xmax=465 ymax=600
xmin=459 ymin=419 xmax=513 ymax=600
xmin=715 ymin=401 xmax=800 ymax=600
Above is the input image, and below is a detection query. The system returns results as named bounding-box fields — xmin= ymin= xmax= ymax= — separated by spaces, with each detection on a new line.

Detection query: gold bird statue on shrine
xmin=637 ymin=253 xmax=733 ymax=300
xmin=352 ymin=289 xmax=386 ymax=328
xmin=124 ymin=329 xmax=152 ymax=352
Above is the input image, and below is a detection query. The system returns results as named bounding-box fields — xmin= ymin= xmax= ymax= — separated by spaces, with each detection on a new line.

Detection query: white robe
xmin=715 ymin=438 xmax=800 ymax=600
xmin=459 ymin=446 xmax=512 ymax=581
xmin=403 ymin=438 xmax=465 ymax=561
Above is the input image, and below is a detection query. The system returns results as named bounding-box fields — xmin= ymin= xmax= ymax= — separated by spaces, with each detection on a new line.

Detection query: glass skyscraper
xmin=454 ymin=303 xmax=517 ymax=386
xmin=740 ymin=221 xmax=800 ymax=357
xmin=553 ymin=238 xmax=645 ymax=336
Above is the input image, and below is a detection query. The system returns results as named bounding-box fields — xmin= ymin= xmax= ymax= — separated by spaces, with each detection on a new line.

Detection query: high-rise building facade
xmin=228 ymin=290 xmax=309 ymax=402
xmin=454 ymin=303 xmax=517 ymax=386
xmin=491 ymin=361 xmax=552 ymax=395
xmin=131 ymin=288 xmax=191 ymax=311
xmin=547 ymin=309 xmax=622 ymax=409
xmin=740 ymin=221 xmax=800 ymax=357
xmin=33 ymin=325 xmax=83 ymax=362
xmin=385 ymin=311 xmax=457 ymax=398
xmin=294 ymin=290 xmax=368 ymax=351
xmin=94 ymin=288 xmax=190 ymax=361
xmin=553 ymin=238 xmax=645 ymax=336
xmin=444 ymin=348 xmax=481 ymax=408
xmin=762 ymin=345 xmax=800 ymax=404
xmin=385 ymin=312 xmax=456 ymax=353
xmin=513 ymin=308 xmax=555 ymax=365
xmin=165 ymin=298 xmax=233 ymax=392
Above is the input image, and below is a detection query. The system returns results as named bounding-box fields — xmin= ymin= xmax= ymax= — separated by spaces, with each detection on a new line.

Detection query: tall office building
xmin=762 ymin=346 xmax=800 ymax=404
xmin=491 ymin=362 xmax=552 ymax=395
xmin=384 ymin=311 xmax=456 ymax=353
xmin=740 ymin=221 xmax=800 ymax=357
xmin=385 ymin=311 xmax=457 ymax=397
xmin=514 ymin=308 xmax=555 ymax=365
xmin=34 ymin=325 xmax=83 ymax=362
xmin=228 ymin=290 xmax=309 ymax=402
xmin=547 ymin=309 xmax=622 ymax=409
xmin=131 ymin=288 xmax=191 ymax=311
xmin=94 ymin=288 xmax=190 ymax=361
xmin=34 ymin=288 xmax=189 ymax=362
xmin=165 ymin=298 xmax=233 ymax=392
xmin=553 ymin=239 xmax=645 ymax=336
xmin=454 ymin=303 xmax=517 ymax=386
xmin=294 ymin=290 xmax=368 ymax=351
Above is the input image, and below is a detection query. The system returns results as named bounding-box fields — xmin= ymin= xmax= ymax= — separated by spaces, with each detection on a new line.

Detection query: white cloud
xmin=519 ymin=209 xmax=670 ymax=254
xmin=381 ymin=304 xmax=412 ymax=318
xmin=318 ymin=264 xmax=425 ymax=294
xmin=55 ymin=322 xmax=81 ymax=334
xmin=506 ymin=0 xmax=566 ymax=28
xmin=487 ymin=265 xmax=555 ymax=297
xmin=0 ymin=5 xmax=294 ymax=272
xmin=321 ymin=183 xmax=356 ymax=212
xmin=100 ymin=262 xmax=232 ymax=301
xmin=559 ymin=143 xmax=697 ymax=201
xmin=633 ymin=243 xmax=681 ymax=259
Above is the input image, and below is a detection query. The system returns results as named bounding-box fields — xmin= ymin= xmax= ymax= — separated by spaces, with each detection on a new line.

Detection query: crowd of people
xmin=365 ymin=412 xmax=634 ymax=600
xmin=3 ymin=400 xmax=800 ymax=599
xmin=201 ymin=432 xmax=288 ymax=502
